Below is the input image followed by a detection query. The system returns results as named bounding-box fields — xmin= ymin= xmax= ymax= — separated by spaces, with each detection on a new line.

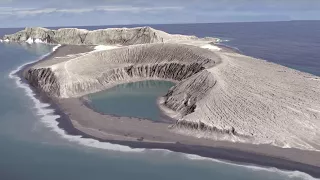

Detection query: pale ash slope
xmin=24 ymin=41 xmax=320 ymax=151
xmin=2 ymin=27 xmax=217 ymax=45
xmin=165 ymin=52 xmax=320 ymax=150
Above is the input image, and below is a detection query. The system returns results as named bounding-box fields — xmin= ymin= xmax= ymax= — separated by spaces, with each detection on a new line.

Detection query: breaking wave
xmin=184 ymin=154 xmax=319 ymax=180
xmin=8 ymin=44 xmax=144 ymax=153
xmin=8 ymin=44 xmax=319 ymax=180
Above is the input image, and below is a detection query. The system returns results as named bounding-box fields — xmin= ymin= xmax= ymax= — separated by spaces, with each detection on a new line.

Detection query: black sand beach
xmin=18 ymin=45 xmax=320 ymax=178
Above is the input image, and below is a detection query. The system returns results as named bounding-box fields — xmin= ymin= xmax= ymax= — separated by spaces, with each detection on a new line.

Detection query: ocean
xmin=0 ymin=21 xmax=319 ymax=180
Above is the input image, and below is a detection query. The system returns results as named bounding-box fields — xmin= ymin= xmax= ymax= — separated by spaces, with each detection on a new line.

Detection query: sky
xmin=0 ymin=0 xmax=319 ymax=28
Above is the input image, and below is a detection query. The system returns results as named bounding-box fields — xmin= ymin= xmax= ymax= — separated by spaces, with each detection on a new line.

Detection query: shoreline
xmin=14 ymin=44 xmax=320 ymax=178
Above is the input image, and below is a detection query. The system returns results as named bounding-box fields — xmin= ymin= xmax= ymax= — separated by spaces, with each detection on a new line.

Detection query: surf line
xmin=7 ymin=44 xmax=319 ymax=180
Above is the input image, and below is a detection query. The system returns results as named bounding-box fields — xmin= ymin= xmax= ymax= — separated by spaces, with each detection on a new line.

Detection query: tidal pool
xmin=87 ymin=80 xmax=175 ymax=121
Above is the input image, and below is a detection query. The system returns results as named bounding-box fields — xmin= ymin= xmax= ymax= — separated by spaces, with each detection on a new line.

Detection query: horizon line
xmin=0 ymin=20 xmax=319 ymax=29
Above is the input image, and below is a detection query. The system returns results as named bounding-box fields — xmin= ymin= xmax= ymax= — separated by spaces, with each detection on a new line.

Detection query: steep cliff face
xmin=25 ymin=43 xmax=220 ymax=98
xmin=163 ymin=70 xmax=216 ymax=117
xmin=3 ymin=27 xmax=55 ymax=43
xmin=24 ymin=68 xmax=60 ymax=97
xmin=2 ymin=26 xmax=206 ymax=45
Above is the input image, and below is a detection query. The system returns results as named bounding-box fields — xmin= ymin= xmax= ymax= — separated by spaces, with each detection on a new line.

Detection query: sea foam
xmin=184 ymin=154 xmax=319 ymax=180
xmin=26 ymin=38 xmax=46 ymax=44
xmin=8 ymin=44 xmax=144 ymax=153
xmin=8 ymin=44 xmax=319 ymax=180
xmin=201 ymin=44 xmax=221 ymax=51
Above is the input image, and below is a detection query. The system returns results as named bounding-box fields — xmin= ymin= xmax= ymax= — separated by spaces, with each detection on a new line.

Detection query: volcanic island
xmin=2 ymin=27 xmax=320 ymax=177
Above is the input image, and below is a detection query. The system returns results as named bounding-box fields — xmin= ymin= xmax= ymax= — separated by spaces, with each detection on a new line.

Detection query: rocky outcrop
xmin=2 ymin=26 xmax=214 ymax=45
xmin=24 ymin=68 xmax=60 ymax=97
xmin=163 ymin=70 xmax=216 ymax=117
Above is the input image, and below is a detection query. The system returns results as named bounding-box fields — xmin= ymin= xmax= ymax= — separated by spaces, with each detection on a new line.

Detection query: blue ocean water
xmin=0 ymin=21 xmax=319 ymax=180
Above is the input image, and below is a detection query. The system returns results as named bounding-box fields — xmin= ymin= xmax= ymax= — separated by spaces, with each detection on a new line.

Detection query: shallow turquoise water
xmin=88 ymin=80 xmax=175 ymax=121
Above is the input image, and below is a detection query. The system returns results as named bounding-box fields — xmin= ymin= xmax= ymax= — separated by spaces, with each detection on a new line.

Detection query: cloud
xmin=0 ymin=0 xmax=319 ymax=27
xmin=1 ymin=0 xmax=319 ymax=15
xmin=0 ymin=5 xmax=183 ymax=17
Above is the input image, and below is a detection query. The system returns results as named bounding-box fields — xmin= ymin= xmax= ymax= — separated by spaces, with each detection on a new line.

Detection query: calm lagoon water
xmin=88 ymin=80 xmax=175 ymax=121
xmin=0 ymin=21 xmax=319 ymax=180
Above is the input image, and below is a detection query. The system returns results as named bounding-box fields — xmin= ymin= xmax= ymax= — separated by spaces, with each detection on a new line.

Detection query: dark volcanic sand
xmin=19 ymin=45 xmax=320 ymax=178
